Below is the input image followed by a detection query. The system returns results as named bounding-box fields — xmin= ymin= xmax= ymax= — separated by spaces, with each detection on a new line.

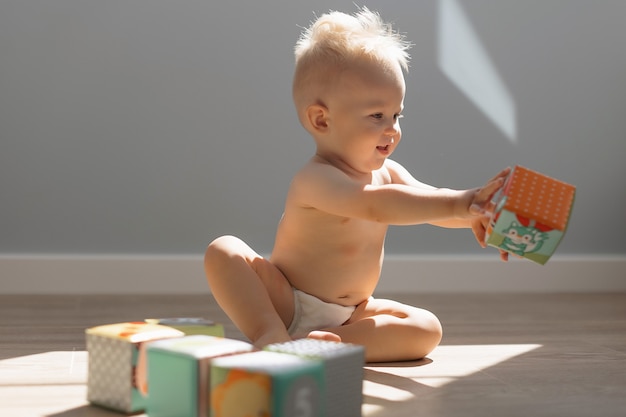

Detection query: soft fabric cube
xmin=85 ymin=322 xmax=184 ymax=413
xmin=210 ymin=351 xmax=325 ymax=417
xmin=144 ymin=317 xmax=224 ymax=337
xmin=146 ymin=335 xmax=253 ymax=417
xmin=486 ymin=165 xmax=576 ymax=264
xmin=265 ymin=339 xmax=365 ymax=417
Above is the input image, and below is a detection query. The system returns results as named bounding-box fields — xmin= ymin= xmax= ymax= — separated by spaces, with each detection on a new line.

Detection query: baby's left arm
xmin=386 ymin=159 xmax=464 ymax=227
xmin=387 ymin=160 xmax=510 ymax=260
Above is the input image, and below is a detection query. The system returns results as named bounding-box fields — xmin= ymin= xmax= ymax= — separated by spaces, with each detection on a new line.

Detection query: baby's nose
xmin=384 ymin=125 xmax=399 ymax=138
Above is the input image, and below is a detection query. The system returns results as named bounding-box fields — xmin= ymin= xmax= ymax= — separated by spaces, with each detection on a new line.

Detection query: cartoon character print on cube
xmin=499 ymin=215 xmax=549 ymax=257
xmin=265 ymin=339 xmax=365 ymax=417
xmin=486 ymin=165 xmax=576 ymax=265
xmin=85 ymin=322 xmax=184 ymax=413
xmin=146 ymin=335 xmax=254 ymax=417
xmin=210 ymin=351 xmax=325 ymax=417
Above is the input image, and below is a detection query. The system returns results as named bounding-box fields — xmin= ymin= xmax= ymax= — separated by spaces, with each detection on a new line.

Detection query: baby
xmin=204 ymin=8 xmax=509 ymax=362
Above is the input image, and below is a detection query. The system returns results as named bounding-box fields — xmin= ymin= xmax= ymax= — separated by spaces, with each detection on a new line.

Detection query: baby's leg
xmin=204 ymin=235 xmax=295 ymax=348
xmin=326 ymin=298 xmax=442 ymax=362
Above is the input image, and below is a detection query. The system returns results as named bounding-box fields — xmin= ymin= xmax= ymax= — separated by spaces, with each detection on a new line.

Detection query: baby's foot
xmin=306 ymin=330 xmax=342 ymax=343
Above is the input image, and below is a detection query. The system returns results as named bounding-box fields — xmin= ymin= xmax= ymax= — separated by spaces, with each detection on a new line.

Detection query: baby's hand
xmin=468 ymin=167 xmax=511 ymax=216
xmin=467 ymin=167 xmax=511 ymax=261
xmin=469 ymin=215 xmax=509 ymax=261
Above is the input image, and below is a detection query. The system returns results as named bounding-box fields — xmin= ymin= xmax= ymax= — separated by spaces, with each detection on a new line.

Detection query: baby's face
xmin=324 ymin=59 xmax=406 ymax=175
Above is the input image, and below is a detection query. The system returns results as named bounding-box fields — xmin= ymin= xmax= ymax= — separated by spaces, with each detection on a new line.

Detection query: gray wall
xmin=1 ymin=0 xmax=625 ymax=256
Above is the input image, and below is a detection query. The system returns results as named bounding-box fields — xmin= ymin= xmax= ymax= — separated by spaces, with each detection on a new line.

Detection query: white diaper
xmin=286 ymin=289 xmax=356 ymax=338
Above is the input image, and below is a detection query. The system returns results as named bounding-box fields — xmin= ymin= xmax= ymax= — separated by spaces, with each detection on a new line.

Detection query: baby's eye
xmin=371 ymin=113 xmax=384 ymax=120
xmin=394 ymin=113 xmax=404 ymax=121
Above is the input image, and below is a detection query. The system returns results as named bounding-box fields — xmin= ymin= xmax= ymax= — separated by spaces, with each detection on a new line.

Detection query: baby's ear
xmin=305 ymin=103 xmax=330 ymax=134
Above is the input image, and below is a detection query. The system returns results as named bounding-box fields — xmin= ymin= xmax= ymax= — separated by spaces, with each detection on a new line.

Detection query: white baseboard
xmin=1 ymin=254 xmax=624 ymax=294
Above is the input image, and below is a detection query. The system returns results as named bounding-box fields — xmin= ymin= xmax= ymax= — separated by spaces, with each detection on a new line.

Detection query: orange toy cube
xmin=485 ymin=165 xmax=576 ymax=265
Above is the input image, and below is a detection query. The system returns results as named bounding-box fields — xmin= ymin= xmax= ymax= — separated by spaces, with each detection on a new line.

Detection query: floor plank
xmin=1 ymin=293 xmax=625 ymax=417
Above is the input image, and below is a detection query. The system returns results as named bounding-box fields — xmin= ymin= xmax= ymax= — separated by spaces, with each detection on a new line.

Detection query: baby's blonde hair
xmin=293 ymin=7 xmax=411 ymax=122
xmin=295 ymin=7 xmax=410 ymax=72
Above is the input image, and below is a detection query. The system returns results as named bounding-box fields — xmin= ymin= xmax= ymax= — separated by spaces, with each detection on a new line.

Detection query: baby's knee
xmin=204 ymin=235 xmax=245 ymax=270
xmin=206 ymin=235 xmax=241 ymax=258
xmin=422 ymin=310 xmax=443 ymax=346
xmin=407 ymin=309 xmax=443 ymax=359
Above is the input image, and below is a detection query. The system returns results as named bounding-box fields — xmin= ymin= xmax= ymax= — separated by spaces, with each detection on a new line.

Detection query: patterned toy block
xmin=486 ymin=165 xmax=576 ymax=264
xmin=210 ymin=351 xmax=326 ymax=417
xmin=144 ymin=318 xmax=224 ymax=337
xmin=85 ymin=322 xmax=184 ymax=413
xmin=265 ymin=339 xmax=365 ymax=417
xmin=146 ymin=335 xmax=254 ymax=417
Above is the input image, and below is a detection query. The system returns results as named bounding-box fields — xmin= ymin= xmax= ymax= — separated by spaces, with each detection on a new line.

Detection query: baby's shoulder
xmin=292 ymin=157 xmax=349 ymax=186
xmin=382 ymin=158 xmax=406 ymax=174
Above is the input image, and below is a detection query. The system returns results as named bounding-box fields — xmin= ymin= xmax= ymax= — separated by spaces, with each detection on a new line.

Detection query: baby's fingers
xmin=488 ymin=166 xmax=511 ymax=183
xmin=478 ymin=176 xmax=506 ymax=202
xmin=469 ymin=203 xmax=484 ymax=215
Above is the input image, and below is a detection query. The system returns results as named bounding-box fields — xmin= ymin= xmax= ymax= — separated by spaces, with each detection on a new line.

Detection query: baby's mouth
xmin=376 ymin=145 xmax=389 ymax=151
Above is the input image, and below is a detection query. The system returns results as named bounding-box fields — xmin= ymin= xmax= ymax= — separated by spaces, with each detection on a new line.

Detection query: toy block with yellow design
xmin=85 ymin=322 xmax=184 ymax=413
xmin=485 ymin=165 xmax=576 ymax=265
xmin=210 ymin=351 xmax=325 ymax=417
xmin=146 ymin=335 xmax=254 ymax=417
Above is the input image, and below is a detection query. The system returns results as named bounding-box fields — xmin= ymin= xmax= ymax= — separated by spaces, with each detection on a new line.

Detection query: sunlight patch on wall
xmin=438 ymin=0 xmax=517 ymax=143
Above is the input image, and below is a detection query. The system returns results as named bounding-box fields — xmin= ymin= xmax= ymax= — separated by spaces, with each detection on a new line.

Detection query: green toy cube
xmin=486 ymin=165 xmax=576 ymax=265
xmin=144 ymin=318 xmax=224 ymax=337
xmin=265 ymin=339 xmax=365 ymax=417
xmin=146 ymin=335 xmax=253 ymax=417
xmin=210 ymin=351 xmax=326 ymax=417
xmin=85 ymin=322 xmax=184 ymax=413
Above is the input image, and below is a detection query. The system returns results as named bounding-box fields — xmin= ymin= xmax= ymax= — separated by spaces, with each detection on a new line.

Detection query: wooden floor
xmin=1 ymin=293 xmax=625 ymax=417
